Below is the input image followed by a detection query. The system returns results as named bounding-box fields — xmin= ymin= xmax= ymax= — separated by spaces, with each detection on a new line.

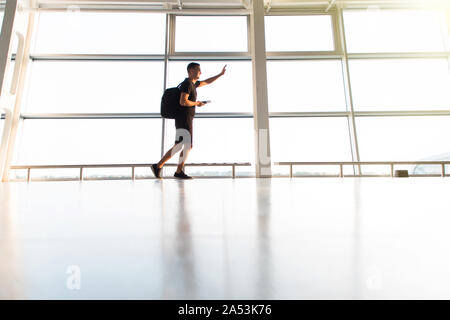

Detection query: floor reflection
xmin=161 ymin=181 xmax=196 ymax=299
xmin=255 ymin=179 xmax=273 ymax=299
xmin=0 ymin=183 xmax=24 ymax=299
xmin=2 ymin=178 xmax=450 ymax=299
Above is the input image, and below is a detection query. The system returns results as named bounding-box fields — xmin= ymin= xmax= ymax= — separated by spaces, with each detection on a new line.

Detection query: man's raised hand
xmin=220 ymin=64 xmax=227 ymax=76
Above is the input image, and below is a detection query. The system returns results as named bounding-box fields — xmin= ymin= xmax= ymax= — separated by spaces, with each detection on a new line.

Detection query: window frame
xmin=171 ymin=14 xmax=251 ymax=57
xmin=264 ymin=11 xmax=343 ymax=59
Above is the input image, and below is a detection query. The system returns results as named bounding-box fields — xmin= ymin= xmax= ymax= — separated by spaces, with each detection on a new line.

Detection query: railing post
xmin=27 ymin=168 xmax=30 ymax=182
xmin=80 ymin=167 xmax=83 ymax=181
xmin=390 ymin=163 xmax=394 ymax=177
xmin=132 ymin=166 xmax=135 ymax=180
xmin=442 ymin=163 xmax=445 ymax=177
xmin=339 ymin=164 xmax=343 ymax=178
xmin=232 ymin=165 xmax=235 ymax=179
xmin=289 ymin=164 xmax=293 ymax=178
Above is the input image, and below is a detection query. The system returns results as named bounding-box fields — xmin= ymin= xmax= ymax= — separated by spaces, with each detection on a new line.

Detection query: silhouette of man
xmin=152 ymin=63 xmax=226 ymax=179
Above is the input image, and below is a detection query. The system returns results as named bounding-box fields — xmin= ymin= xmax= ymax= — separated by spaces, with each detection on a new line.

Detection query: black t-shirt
xmin=178 ymin=78 xmax=200 ymax=119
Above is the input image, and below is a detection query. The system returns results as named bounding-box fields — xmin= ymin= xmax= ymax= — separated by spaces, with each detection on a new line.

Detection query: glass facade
xmin=2 ymin=5 xmax=449 ymax=179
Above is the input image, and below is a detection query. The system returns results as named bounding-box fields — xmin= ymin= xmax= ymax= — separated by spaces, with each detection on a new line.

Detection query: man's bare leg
xmin=157 ymin=143 xmax=183 ymax=168
xmin=176 ymin=146 xmax=191 ymax=174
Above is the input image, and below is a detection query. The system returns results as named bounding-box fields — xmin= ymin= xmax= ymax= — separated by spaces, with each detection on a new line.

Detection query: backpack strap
xmin=177 ymin=80 xmax=185 ymax=90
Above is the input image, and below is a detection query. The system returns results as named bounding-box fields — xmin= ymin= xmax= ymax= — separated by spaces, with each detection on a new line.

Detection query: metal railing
xmin=275 ymin=161 xmax=450 ymax=178
xmin=8 ymin=161 xmax=450 ymax=181
xmin=10 ymin=161 xmax=450 ymax=181
xmin=10 ymin=162 xmax=252 ymax=181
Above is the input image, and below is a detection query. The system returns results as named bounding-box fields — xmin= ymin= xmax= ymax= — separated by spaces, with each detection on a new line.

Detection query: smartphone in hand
xmin=201 ymin=100 xmax=211 ymax=104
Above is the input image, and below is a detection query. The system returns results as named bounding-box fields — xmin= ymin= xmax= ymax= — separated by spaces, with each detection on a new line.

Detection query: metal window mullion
xmin=30 ymin=54 xmax=166 ymax=61
xmin=266 ymin=52 xmax=343 ymax=60
xmin=337 ymin=6 xmax=361 ymax=176
xmin=354 ymin=111 xmax=450 ymax=117
xmin=168 ymin=53 xmax=251 ymax=61
xmin=266 ymin=9 xmax=338 ymax=16
xmin=247 ymin=14 xmax=251 ymax=56
xmin=269 ymin=112 xmax=349 ymax=118
xmin=331 ymin=10 xmax=344 ymax=54
xmin=37 ymin=6 xmax=251 ymax=15
xmin=169 ymin=13 xmax=176 ymax=56
xmin=20 ymin=113 xmax=255 ymax=119
xmin=21 ymin=111 xmax=450 ymax=120
xmin=347 ymin=52 xmax=450 ymax=59
xmin=161 ymin=13 xmax=171 ymax=159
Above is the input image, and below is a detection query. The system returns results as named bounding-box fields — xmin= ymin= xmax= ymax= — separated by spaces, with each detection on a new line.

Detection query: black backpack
xmin=160 ymin=83 xmax=182 ymax=119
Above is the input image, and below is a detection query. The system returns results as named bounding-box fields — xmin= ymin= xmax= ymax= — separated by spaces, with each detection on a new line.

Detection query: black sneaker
xmin=174 ymin=171 xmax=193 ymax=180
xmin=151 ymin=164 xmax=161 ymax=179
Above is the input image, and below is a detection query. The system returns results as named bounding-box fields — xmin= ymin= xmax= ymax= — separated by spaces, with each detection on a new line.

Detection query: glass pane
xmin=165 ymin=118 xmax=254 ymax=165
xmin=356 ymin=116 xmax=450 ymax=174
xmin=34 ymin=11 xmax=166 ymax=54
xmin=175 ymin=16 xmax=248 ymax=52
xmin=270 ymin=117 xmax=352 ymax=175
xmin=265 ymin=15 xmax=334 ymax=52
xmin=349 ymin=59 xmax=450 ymax=111
xmin=24 ymin=61 xmax=164 ymax=113
xmin=344 ymin=9 xmax=446 ymax=53
xmin=17 ymin=119 xmax=162 ymax=165
xmin=267 ymin=60 xmax=346 ymax=112
xmin=167 ymin=61 xmax=253 ymax=113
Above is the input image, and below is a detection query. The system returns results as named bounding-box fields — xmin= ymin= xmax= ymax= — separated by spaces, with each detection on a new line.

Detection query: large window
xmin=165 ymin=118 xmax=254 ymax=176
xmin=344 ymin=9 xmax=447 ymax=53
xmin=267 ymin=60 xmax=346 ymax=112
xmin=14 ymin=12 xmax=253 ymax=179
xmin=343 ymin=8 xmax=450 ymax=176
xmin=270 ymin=117 xmax=352 ymax=175
xmin=349 ymin=59 xmax=450 ymax=111
xmin=175 ymin=16 xmax=248 ymax=52
xmin=265 ymin=15 xmax=335 ymax=52
xmin=356 ymin=116 xmax=450 ymax=175
xmin=168 ymin=61 xmax=253 ymax=113
xmin=34 ymin=12 xmax=166 ymax=54
xmin=25 ymin=61 xmax=165 ymax=113
xmin=14 ymin=11 xmax=168 ymax=179
xmin=17 ymin=119 xmax=162 ymax=165
xmin=265 ymin=13 xmax=349 ymax=176
xmin=166 ymin=118 xmax=254 ymax=163
xmin=8 ymin=6 xmax=450 ymax=179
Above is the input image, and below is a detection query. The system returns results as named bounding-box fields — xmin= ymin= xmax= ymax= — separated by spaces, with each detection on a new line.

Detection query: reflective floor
xmin=1 ymin=177 xmax=450 ymax=299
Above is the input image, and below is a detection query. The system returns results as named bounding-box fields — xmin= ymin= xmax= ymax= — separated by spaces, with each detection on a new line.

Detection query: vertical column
xmin=250 ymin=0 xmax=271 ymax=178
xmin=161 ymin=13 xmax=171 ymax=159
xmin=0 ymin=0 xmax=18 ymax=94
xmin=0 ymin=0 xmax=19 ymax=181
xmin=336 ymin=6 xmax=361 ymax=176
xmin=1 ymin=0 xmax=35 ymax=182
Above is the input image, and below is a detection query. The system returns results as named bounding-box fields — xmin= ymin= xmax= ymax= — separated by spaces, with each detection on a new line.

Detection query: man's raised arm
xmin=198 ymin=65 xmax=227 ymax=87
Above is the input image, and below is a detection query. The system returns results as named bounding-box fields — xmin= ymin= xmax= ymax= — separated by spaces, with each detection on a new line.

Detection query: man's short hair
xmin=187 ymin=62 xmax=200 ymax=72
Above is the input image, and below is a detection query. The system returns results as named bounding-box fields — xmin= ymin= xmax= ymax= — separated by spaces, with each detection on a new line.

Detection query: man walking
xmin=151 ymin=63 xmax=227 ymax=179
